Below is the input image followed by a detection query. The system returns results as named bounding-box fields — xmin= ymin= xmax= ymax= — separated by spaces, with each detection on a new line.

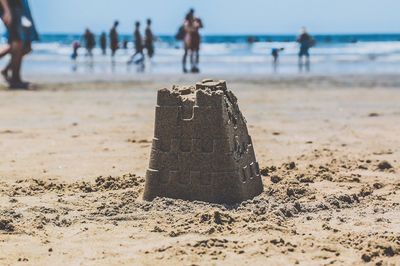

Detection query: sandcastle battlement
xmin=143 ymin=79 xmax=263 ymax=204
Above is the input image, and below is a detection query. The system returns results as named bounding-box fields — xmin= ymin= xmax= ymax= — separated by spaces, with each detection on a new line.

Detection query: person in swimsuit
xmin=182 ymin=9 xmax=203 ymax=73
xmin=100 ymin=32 xmax=107 ymax=55
xmin=144 ymin=18 xmax=155 ymax=59
xmin=83 ymin=28 xmax=95 ymax=57
xmin=127 ymin=21 xmax=144 ymax=68
xmin=109 ymin=20 xmax=119 ymax=59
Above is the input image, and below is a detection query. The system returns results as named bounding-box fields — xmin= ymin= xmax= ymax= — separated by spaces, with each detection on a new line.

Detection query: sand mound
xmin=1 ymin=148 xmax=399 ymax=264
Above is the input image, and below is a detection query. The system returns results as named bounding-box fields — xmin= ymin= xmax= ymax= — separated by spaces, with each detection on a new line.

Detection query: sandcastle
xmin=143 ymin=79 xmax=263 ymax=204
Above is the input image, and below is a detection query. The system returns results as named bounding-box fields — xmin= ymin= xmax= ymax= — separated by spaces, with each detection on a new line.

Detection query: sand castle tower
xmin=143 ymin=79 xmax=263 ymax=204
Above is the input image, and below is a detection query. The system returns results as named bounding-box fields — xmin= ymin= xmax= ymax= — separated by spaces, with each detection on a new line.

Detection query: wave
xmin=1 ymin=33 xmax=398 ymax=74
xmin=29 ymin=40 xmax=400 ymax=62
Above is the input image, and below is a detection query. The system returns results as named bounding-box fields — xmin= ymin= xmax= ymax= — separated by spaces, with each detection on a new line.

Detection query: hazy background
xmin=1 ymin=0 xmax=399 ymax=76
xmin=27 ymin=0 xmax=400 ymax=34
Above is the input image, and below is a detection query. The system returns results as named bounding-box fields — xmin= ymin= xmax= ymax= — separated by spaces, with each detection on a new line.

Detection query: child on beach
xmin=271 ymin=47 xmax=285 ymax=72
xmin=271 ymin=47 xmax=285 ymax=63
xmin=71 ymin=41 xmax=80 ymax=60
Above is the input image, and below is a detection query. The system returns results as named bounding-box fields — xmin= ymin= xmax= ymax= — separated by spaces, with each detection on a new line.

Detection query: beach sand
xmin=0 ymin=74 xmax=399 ymax=265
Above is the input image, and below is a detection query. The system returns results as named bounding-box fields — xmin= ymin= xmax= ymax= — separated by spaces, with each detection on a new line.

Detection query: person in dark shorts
xmin=297 ymin=27 xmax=315 ymax=72
xmin=144 ymin=18 xmax=155 ymax=59
xmin=2 ymin=0 xmax=39 ymax=89
xmin=109 ymin=20 xmax=119 ymax=58
xmin=127 ymin=21 xmax=144 ymax=67
xmin=100 ymin=32 xmax=107 ymax=55
xmin=83 ymin=28 xmax=95 ymax=57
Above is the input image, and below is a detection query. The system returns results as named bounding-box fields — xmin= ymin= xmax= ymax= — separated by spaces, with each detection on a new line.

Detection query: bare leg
xmin=0 ymin=46 xmax=12 ymax=81
xmin=2 ymin=60 xmax=11 ymax=81
xmin=139 ymin=51 xmax=145 ymax=67
xmin=190 ymin=50 xmax=195 ymax=70
xmin=0 ymin=45 xmax=10 ymax=59
xmin=182 ymin=48 xmax=188 ymax=73
xmin=138 ymin=52 xmax=145 ymax=72
xmin=273 ymin=57 xmax=278 ymax=73
xmin=305 ymin=55 xmax=310 ymax=72
xmin=194 ymin=50 xmax=200 ymax=72
xmin=9 ymin=40 xmax=24 ymax=83
xmin=195 ymin=50 xmax=199 ymax=66
xmin=298 ymin=55 xmax=303 ymax=73
xmin=3 ymin=43 xmax=31 ymax=81
xmin=129 ymin=52 xmax=139 ymax=64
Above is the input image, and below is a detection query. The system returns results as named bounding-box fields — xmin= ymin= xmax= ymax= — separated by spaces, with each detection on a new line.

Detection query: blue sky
xmin=28 ymin=0 xmax=399 ymax=34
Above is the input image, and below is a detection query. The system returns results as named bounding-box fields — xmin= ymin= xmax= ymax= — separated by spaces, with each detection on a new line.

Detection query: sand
xmin=0 ymin=74 xmax=399 ymax=265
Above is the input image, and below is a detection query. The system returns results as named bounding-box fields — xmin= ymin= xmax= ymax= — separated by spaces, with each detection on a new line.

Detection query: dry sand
xmin=0 ymin=74 xmax=399 ymax=265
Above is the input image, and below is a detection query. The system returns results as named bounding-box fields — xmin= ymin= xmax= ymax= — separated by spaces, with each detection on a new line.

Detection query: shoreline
xmin=4 ymin=72 xmax=400 ymax=89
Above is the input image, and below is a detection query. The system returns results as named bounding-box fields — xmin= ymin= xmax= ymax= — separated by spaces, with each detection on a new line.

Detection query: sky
xmin=27 ymin=0 xmax=400 ymax=35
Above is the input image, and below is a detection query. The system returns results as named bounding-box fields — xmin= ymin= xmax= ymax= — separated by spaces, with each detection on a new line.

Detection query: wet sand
xmin=0 ymin=74 xmax=399 ymax=265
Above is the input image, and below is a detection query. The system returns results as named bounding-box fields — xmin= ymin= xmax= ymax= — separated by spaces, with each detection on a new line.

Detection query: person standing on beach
xmin=83 ymin=28 xmax=95 ymax=57
xmin=297 ymin=27 xmax=315 ymax=72
xmin=100 ymin=32 xmax=107 ymax=55
xmin=145 ymin=18 xmax=155 ymax=60
xmin=182 ymin=9 xmax=203 ymax=73
xmin=1 ymin=0 xmax=39 ymax=89
xmin=191 ymin=14 xmax=203 ymax=73
xmin=109 ymin=20 xmax=119 ymax=59
xmin=127 ymin=21 xmax=144 ymax=68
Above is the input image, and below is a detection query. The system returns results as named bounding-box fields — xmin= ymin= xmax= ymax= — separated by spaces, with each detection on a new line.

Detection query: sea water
xmin=3 ymin=33 xmax=400 ymax=75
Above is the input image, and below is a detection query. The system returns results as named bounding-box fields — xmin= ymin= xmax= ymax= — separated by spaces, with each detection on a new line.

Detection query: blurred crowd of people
xmin=73 ymin=18 xmax=155 ymax=71
xmin=71 ymin=8 xmax=315 ymax=74
xmin=72 ymin=9 xmax=205 ymax=74
xmin=0 ymin=3 xmax=318 ymax=89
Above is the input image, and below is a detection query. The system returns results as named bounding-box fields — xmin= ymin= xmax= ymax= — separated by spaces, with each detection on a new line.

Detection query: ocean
xmin=4 ymin=33 xmax=400 ymax=75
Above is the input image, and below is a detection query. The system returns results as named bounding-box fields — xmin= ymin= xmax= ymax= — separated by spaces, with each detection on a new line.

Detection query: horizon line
xmin=38 ymin=31 xmax=400 ymax=36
